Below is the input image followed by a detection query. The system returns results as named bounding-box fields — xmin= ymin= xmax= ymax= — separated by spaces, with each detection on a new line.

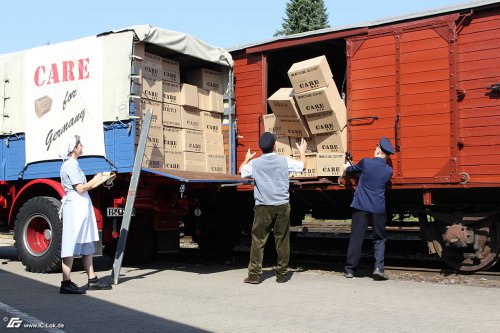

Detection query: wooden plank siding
xmin=348 ymin=35 xmax=399 ymax=174
xmin=399 ymin=29 xmax=451 ymax=178
xmin=348 ymin=26 xmax=454 ymax=181
xmin=233 ymin=55 xmax=263 ymax=168
xmin=457 ymin=10 xmax=500 ymax=183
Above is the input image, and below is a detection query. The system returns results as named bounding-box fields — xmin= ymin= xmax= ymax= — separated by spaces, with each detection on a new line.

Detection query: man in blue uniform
xmin=344 ymin=137 xmax=394 ymax=280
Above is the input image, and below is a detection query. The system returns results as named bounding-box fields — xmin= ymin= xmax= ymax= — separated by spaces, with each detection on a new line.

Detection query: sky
xmin=0 ymin=0 xmax=477 ymax=54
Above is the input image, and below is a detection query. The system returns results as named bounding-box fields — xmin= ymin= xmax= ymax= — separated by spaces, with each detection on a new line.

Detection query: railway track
xmin=176 ymin=235 xmax=500 ymax=286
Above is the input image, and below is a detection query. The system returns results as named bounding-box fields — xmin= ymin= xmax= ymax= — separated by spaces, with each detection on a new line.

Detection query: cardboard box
xmin=180 ymin=83 xmax=199 ymax=108
xmin=162 ymin=81 xmax=181 ymax=105
xmin=187 ymin=68 xmax=224 ymax=94
xmin=184 ymin=152 xmax=206 ymax=172
xmin=290 ymin=135 xmax=317 ymax=156
xmin=290 ymin=154 xmax=317 ymax=178
xmin=162 ymin=58 xmax=180 ymax=83
xmin=277 ymin=115 xmax=311 ymax=138
xmin=135 ymin=120 xmax=163 ymax=147
xmin=316 ymin=153 xmax=345 ymax=177
xmin=268 ymin=88 xmax=310 ymax=138
xmin=198 ymin=88 xmax=210 ymax=111
xmin=294 ymin=81 xmax=342 ymax=116
xmin=314 ymin=131 xmax=346 ymax=153
xmin=142 ymin=77 xmax=162 ymax=101
xmin=141 ymin=52 xmax=162 ymax=81
xmin=287 ymin=55 xmax=333 ymax=94
xmin=180 ymin=106 xmax=202 ymax=130
xmin=305 ymin=108 xmax=346 ymax=135
xmin=204 ymin=132 xmax=224 ymax=155
xmin=275 ymin=135 xmax=292 ymax=156
xmin=134 ymin=42 xmax=145 ymax=59
xmin=145 ymin=126 xmax=163 ymax=147
xmin=201 ymin=111 xmax=222 ymax=134
xmin=141 ymin=144 xmax=164 ymax=169
xmin=162 ymin=103 xmax=181 ymax=128
xmin=263 ymin=114 xmax=284 ymax=135
xmin=163 ymin=126 xmax=182 ymax=151
xmin=181 ymin=129 xmax=204 ymax=153
xmin=209 ymin=90 xmax=224 ymax=113
xmin=164 ymin=149 xmax=184 ymax=170
xmin=138 ymin=99 xmax=162 ymax=127
xmin=206 ymin=154 xmax=227 ymax=174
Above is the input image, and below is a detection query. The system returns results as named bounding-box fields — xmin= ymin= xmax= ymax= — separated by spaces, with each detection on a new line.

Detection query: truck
xmin=0 ymin=25 xmax=247 ymax=273
xmin=228 ymin=0 xmax=500 ymax=272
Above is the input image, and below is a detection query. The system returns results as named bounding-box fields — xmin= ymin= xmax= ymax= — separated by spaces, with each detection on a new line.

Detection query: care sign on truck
xmin=24 ymin=37 xmax=105 ymax=163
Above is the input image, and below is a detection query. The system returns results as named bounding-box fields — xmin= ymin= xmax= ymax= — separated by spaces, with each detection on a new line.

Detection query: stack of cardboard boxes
xmin=134 ymin=43 xmax=227 ymax=173
xmin=266 ymin=55 xmax=346 ymax=178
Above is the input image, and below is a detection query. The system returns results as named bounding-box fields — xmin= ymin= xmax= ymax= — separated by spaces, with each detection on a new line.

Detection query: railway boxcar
xmin=229 ymin=0 xmax=500 ymax=271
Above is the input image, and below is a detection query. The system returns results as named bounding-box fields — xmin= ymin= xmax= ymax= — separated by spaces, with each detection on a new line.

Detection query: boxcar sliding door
xmin=347 ymin=15 xmax=460 ymax=185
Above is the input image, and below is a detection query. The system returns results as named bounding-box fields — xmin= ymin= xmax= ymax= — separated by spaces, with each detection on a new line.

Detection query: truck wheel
xmin=14 ymin=196 xmax=62 ymax=273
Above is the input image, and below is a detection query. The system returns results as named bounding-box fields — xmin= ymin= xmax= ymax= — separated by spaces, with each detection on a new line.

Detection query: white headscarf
xmin=59 ymin=135 xmax=78 ymax=161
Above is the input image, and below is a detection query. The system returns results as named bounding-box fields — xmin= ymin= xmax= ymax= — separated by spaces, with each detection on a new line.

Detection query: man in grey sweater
xmin=239 ymin=132 xmax=307 ymax=284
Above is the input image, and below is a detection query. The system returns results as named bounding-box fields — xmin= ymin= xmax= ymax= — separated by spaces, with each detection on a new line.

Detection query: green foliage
xmin=275 ymin=0 xmax=330 ymax=37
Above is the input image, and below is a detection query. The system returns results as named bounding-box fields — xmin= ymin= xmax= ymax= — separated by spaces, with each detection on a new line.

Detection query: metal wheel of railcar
xmin=420 ymin=212 xmax=500 ymax=272
xmin=14 ymin=196 xmax=62 ymax=273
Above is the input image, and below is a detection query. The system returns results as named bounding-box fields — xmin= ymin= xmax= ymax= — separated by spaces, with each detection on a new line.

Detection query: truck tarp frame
xmin=113 ymin=25 xmax=234 ymax=68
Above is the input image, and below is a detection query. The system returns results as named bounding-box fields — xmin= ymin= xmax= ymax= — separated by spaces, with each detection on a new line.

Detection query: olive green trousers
xmin=248 ymin=203 xmax=291 ymax=278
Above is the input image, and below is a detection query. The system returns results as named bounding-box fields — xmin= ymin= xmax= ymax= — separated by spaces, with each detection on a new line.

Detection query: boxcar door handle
xmin=394 ymin=114 xmax=400 ymax=152
xmin=347 ymin=116 xmax=379 ymax=126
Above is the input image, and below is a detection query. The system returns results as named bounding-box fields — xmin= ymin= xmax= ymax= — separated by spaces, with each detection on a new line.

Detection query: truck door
xmin=347 ymin=16 xmax=459 ymax=185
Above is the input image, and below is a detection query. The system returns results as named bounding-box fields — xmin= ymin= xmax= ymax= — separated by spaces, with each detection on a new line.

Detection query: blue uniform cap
xmin=379 ymin=137 xmax=394 ymax=155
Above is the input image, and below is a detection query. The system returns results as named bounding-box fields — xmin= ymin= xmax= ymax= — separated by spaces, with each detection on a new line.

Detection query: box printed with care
xmin=267 ymin=88 xmax=310 ymax=138
xmin=316 ymin=153 xmax=345 ymax=177
xmin=162 ymin=58 xmax=180 ymax=83
xmin=291 ymin=136 xmax=317 ymax=156
xmin=162 ymin=81 xmax=181 ymax=105
xmin=162 ymin=103 xmax=181 ymax=128
xmin=290 ymin=154 xmax=317 ymax=178
xmin=164 ymin=150 xmax=184 ymax=170
xmin=287 ymin=55 xmax=333 ymax=94
xmin=314 ymin=131 xmax=346 ymax=153
xmin=294 ymin=81 xmax=342 ymax=116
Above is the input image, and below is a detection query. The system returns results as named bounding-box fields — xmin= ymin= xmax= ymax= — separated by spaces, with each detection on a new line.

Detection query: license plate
xmin=107 ymin=207 xmax=136 ymax=217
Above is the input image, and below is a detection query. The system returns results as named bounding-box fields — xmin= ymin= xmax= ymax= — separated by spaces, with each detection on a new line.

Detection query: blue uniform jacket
xmin=346 ymin=157 xmax=393 ymax=214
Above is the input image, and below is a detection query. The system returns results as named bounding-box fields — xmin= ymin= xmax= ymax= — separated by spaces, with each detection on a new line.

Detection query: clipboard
xmin=92 ymin=172 xmax=116 ymax=189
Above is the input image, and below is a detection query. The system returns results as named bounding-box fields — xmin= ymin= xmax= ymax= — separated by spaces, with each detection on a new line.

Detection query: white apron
xmin=60 ymin=191 xmax=99 ymax=258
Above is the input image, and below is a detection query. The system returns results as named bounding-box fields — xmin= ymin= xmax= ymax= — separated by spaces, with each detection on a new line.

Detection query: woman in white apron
xmin=59 ymin=135 xmax=111 ymax=294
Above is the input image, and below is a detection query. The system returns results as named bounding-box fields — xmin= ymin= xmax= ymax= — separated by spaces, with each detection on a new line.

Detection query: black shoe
xmin=88 ymin=277 xmax=112 ymax=290
xmin=276 ymin=275 xmax=288 ymax=283
xmin=373 ymin=268 xmax=389 ymax=281
xmin=243 ymin=275 xmax=260 ymax=284
xmin=344 ymin=272 xmax=354 ymax=279
xmin=60 ymin=281 xmax=86 ymax=294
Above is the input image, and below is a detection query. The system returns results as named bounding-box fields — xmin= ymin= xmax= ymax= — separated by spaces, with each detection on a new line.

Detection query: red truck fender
xmin=9 ymin=179 xmax=65 ymax=225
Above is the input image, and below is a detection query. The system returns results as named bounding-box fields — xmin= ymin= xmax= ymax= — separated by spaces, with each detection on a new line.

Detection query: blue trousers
xmin=345 ymin=208 xmax=387 ymax=273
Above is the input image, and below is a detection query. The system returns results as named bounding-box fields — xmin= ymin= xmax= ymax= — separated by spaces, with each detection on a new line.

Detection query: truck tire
xmin=14 ymin=196 xmax=62 ymax=273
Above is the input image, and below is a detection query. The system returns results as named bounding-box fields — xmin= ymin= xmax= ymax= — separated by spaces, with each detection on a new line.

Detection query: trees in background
xmin=275 ymin=0 xmax=330 ymax=37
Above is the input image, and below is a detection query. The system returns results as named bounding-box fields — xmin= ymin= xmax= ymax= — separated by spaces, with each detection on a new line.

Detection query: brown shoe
xmin=243 ymin=276 xmax=260 ymax=284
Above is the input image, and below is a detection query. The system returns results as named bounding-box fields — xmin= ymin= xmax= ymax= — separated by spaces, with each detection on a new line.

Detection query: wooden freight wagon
xmin=228 ymin=0 xmax=500 ymax=272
